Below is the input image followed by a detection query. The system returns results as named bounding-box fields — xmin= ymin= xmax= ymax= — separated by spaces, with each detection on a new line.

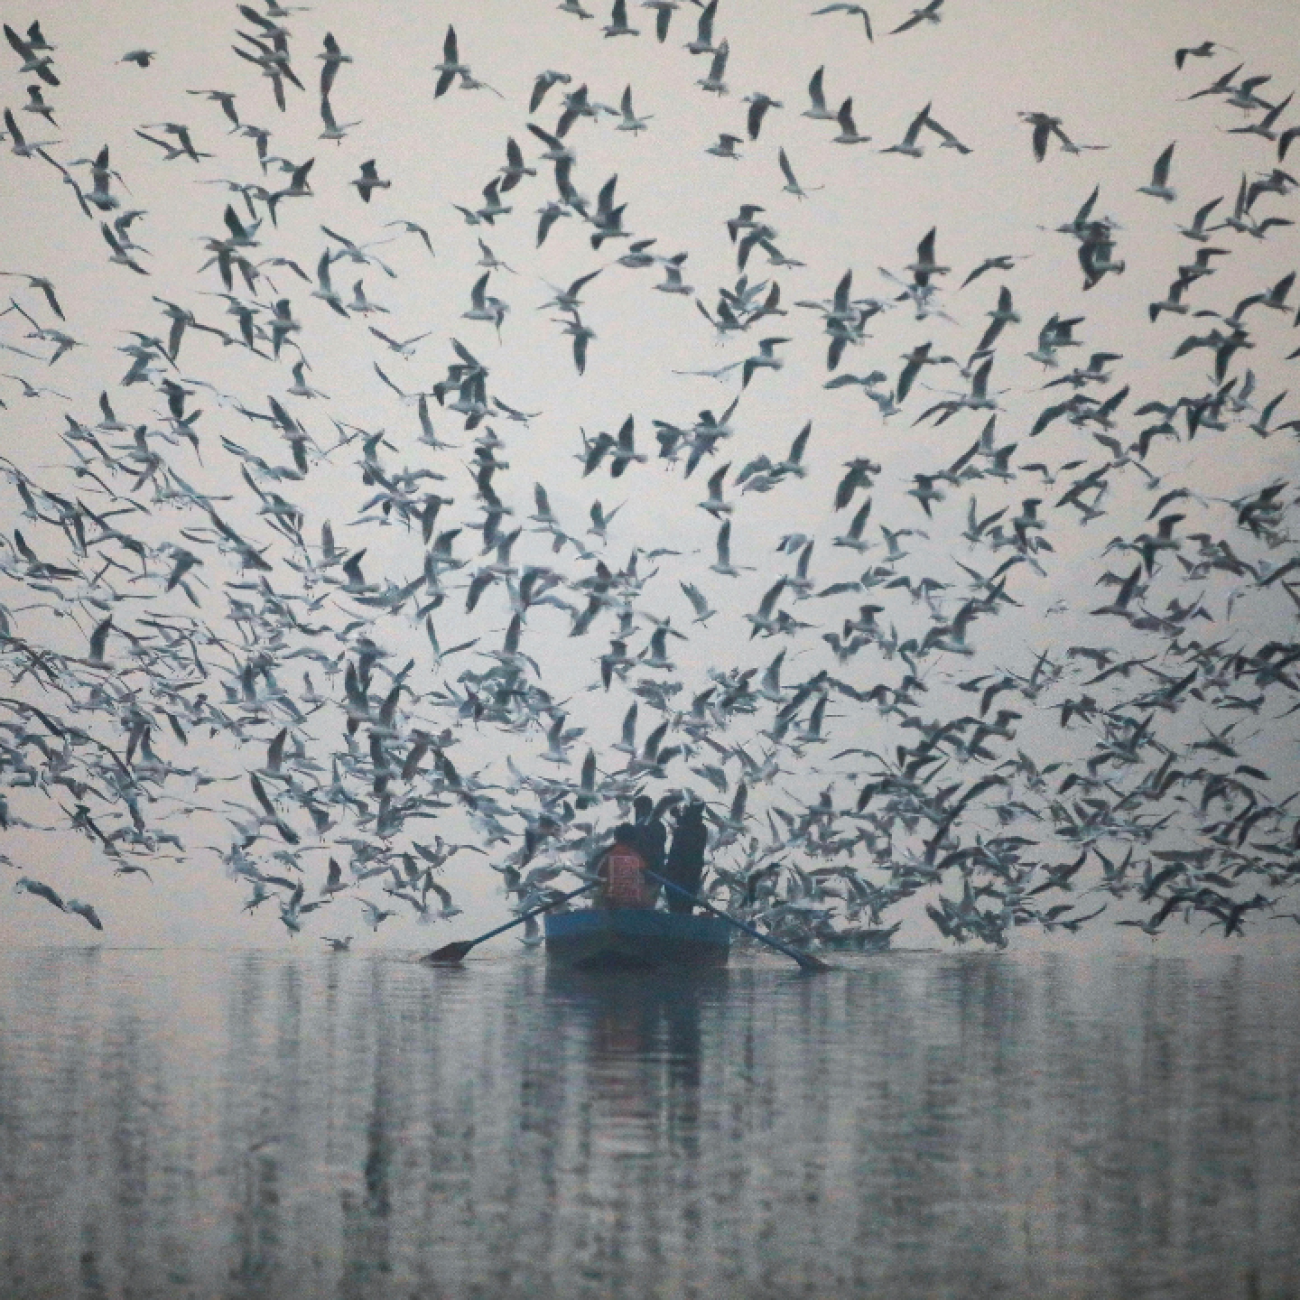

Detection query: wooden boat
xmin=544 ymin=908 xmax=731 ymax=970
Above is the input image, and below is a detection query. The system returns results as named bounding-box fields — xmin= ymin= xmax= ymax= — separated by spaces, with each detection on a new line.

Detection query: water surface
xmin=0 ymin=948 xmax=1295 ymax=1299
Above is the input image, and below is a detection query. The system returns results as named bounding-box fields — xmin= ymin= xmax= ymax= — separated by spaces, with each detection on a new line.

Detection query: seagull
xmin=589 ymin=175 xmax=628 ymax=247
xmin=498 ymin=137 xmax=536 ymax=191
xmin=4 ymin=23 xmax=58 ymax=85
xmin=1148 ymin=278 xmax=1191 ymax=322
xmin=4 ymin=106 xmax=59 ymax=158
xmin=680 ymin=580 xmax=717 ymax=624
xmin=616 ymin=85 xmax=653 ymax=133
xmin=684 ymin=0 xmax=719 ymax=54
xmin=21 ymin=84 xmax=57 ymax=126
xmin=288 ymin=356 xmax=327 ymax=397
xmin=833 ymin=98 xmax=871 ymax=144
xmin=1138 ymin=142 xmax=1176 ymax=201
xmin=906 ymin=226 xmax=949 ymax=286
xmin=1020 ymin=110 xmax=1108 ymax=161
xmin=351 ymin=159 xmax=390 ymax=202
xmin=745 ymin=577 xmax=788 ymax=637
xmin=655 ymin=253 xmax=693 ymax=293
xmin=924 ymin=112 xmax=972 ymax=154
xmin=603 ymin=0 xmax=640 ymax=37
xmin=698 ymin=41 xmax=730 ymax=95
xmin=360 ymin=901 xmax=396 ymax=930
xmin=778 ymin=147 xmax=822 ymax=198
xmin=101 ymin=223 xmax=149 ymax=275
xmin=320 ymin=224 xmax=396 ymax=277
xmin=744 ymin=92 xmax=782 ymax=140
xmin=187 ymin=87 xmax=241 ymax=126
xmin=318 ymin=95 xmax=361 ymax=141
xmin=311 ymin=250 xmax=349 ymax=316
xmin=65 ymin=899 xmax=104 ymax=930
xmin=1175 ymin=40 xmax=1232 ymax=69
xmin=455 ymin=177 xmax=512 ymax=226
xmin=530 ymin=69 xmax=572 ymax=113
xmin=741 ymin=337 xmax=790 ymax=387
xmin=463 ymin=271 xmax=509 ymax=337
xmin=961 ymin=254 xmax=1027 ymax=289
xmin=540 ymin=269 xmax=600 ymax=313
xmin=555 ymin=310 xmax=596 ymax=374
xmin=0 ymin=271 xmax=64 ymax=319
xmin=383 ymin=219 xmax=435 ymax=255
xmin=13 ymin=876 xmax=65 ymax=912
xmin=318 ymin=32 xmax=351 ymax=97
xmin=476 ymin=238 xmax=514 ymax=275
xmin=1176 ymin=195 xmax=1222 ymax=242
xmin=699 ymin=463 xmax=733 ymax=518
xmin=710 ymin=519 xmax=754 ymax=576
xmin=433 ymin=25 xmax=467 ymax=97
xmin=607 ymin=415 xmax=647 ymax=476
xmin=641 ymin=0 xmax=679 ymax=43
xmin=2 ymin=372 xmax=71 ymax=400
xmin=135 ymin=124 xmax=212 ymax=163
xmin=881 ymin=103 xmax=932 ymax=157
xmin=977 ymin=285 xmax=1022 ymax=350
xmin=812 ymin=4 xmax=873 ymax=41
xmin=369 ymin=325 xmax=430 ymax=357
xmin=616 ymin=237 xmax=658 ymax=267
xmin=803 ymin=66 xmax=837 ymax=121
xmin=891 ymin=0 xmax=944 ymax=34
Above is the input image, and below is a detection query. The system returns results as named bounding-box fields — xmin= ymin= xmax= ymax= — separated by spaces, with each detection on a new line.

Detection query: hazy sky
xmin=1 ymin=0 xmax=1297 ymax=952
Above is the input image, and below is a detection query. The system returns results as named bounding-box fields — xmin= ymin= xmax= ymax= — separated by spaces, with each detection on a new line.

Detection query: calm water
xmin=0 ymin=948 xmax=1296 ymax=1300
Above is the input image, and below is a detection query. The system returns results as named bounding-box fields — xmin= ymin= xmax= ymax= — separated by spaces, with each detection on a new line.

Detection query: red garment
xmin=598 ymin=844 xmax=655 ymax=909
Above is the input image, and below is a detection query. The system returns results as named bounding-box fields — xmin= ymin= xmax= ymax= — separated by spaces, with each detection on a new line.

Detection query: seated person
xmin=594 ymin=795 xmax=666 ymax=909
xmin=660 ymin=801 xmax=707 ymax=913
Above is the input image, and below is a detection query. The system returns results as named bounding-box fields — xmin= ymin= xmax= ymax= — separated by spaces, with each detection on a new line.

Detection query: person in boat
xmin=659 ymin=800 xmax=707 ymax=914
xmin=593 ymin=796 xmax=708 ymax=913
xmin=594 ymin=795 xmax=666 ymax=909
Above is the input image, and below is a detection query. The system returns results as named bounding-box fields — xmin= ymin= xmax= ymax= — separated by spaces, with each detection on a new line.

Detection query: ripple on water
xmin=0 ymin=947 xmax=1296 ymax=1300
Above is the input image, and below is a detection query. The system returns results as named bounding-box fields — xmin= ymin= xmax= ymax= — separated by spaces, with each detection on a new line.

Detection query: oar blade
xmin=421 ymin=939 xmax=475 ymax=965
xmin=791 ymin=949 xmax=833 ymax=973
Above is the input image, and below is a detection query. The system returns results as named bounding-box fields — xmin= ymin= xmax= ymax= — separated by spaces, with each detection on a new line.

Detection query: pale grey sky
xmin=0 ymin=0 xmax=1297 ymax=953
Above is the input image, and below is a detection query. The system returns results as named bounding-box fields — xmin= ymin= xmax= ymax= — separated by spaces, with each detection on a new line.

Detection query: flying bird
xmin=812 ymin=4 xmax=873 ymax=40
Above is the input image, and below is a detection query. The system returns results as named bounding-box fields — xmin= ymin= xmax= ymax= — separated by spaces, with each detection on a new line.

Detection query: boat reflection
xmin=539 ymin=966 xmax=723 ymax=1159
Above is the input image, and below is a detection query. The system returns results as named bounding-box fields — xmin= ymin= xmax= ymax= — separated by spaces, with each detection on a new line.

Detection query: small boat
xmin=544 ymin=908 xmax=731 ymax=970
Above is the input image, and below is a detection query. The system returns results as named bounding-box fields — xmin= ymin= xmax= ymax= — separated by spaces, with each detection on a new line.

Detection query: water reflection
xmin=541 ymin=967 xmax=715 ymax=1160
xmin=0 ymin=949 xmax=1295 ymax=1299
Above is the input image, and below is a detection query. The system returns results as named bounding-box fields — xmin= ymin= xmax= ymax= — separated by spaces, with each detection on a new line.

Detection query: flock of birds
xmin=1 ymin=1 xmax=1298 ymax=951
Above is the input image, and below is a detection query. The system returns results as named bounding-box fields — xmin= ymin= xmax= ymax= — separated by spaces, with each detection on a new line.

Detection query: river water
xmin=0 ymin=947 xmax=1295 ymax=1299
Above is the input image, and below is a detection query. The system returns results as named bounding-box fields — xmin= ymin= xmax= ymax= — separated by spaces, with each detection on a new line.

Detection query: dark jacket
xmin=662 ymin=802 xmax=708 ymax=912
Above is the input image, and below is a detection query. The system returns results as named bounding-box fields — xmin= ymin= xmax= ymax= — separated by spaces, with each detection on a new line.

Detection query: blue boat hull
xmin=544 ymin=909 xmax=731 ymax=969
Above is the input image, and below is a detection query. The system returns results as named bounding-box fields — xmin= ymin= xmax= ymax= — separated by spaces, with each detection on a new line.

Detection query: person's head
xmin=632 ymin=794 xmax=654 ymax=823
xmin=678 ymin=800 xmax=706 ymax=829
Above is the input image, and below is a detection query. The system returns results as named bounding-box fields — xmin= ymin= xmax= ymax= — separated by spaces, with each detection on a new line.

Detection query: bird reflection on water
xmin=0 ymin=948 xmax=1297 ymax=1299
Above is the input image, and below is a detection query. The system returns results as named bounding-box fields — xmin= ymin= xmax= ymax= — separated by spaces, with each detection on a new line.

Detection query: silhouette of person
xmin=662 ymin=801 xmax=707 ymax=913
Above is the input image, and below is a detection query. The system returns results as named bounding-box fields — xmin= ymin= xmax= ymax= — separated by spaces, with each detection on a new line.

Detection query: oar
xmin=644 ymin=870 xmax=831 ymax=972
xmin=421 ymin=880 xmax=599 ymax=965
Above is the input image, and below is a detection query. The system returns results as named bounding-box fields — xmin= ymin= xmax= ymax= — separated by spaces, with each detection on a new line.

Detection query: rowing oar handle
xmin=471 ymin=879 xmax=599 ymax=944
xmin=423 ymin=879 xmax=600 ymax=963
xmin=644 ymin=870 xmax=830 ymax=972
